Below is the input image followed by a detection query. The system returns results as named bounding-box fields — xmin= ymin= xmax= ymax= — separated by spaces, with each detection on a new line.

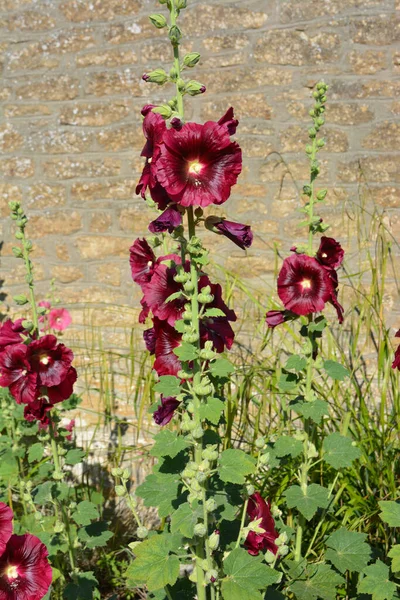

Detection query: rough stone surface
xmin=0 ymin=0 xmax=397 ymax=357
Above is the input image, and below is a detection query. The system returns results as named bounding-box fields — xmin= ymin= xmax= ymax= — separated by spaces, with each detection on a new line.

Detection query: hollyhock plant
xmin=0 ymin=504 xmax=13 ymax=556
xmin=156 ymin=118 xmax=242 ymax=207
xmin=205 ymin=216 xmax=253 ymax=250
xmin=0 ymin=533 xmax=52 ymax=600
xmin=244 ymin=493 xmax=279 ymax=557
xmin=153 ymin=396 xmax=180 ymax=426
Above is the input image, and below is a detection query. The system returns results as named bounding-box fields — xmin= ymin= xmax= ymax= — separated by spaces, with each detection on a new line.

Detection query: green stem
xmin=19 ymin=226 xmax=39 ymax=332
xmin=170 ymin=0 xmax=184 ymax=117
xmin=294 ymin=446 xmax=309 ymax=562
xmin=235 ymin=498 xmax=249 ymax=549
xmin=307 ymin=135 xmax=318 ymax=255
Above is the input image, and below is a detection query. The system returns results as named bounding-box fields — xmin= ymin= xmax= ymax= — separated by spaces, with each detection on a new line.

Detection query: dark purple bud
xmin=141 ymin=104 xmax=155 ymax=116
xmin=265 ymin=310 xmax=286 ymax=329
xmin=200 ymin=85 xmax=206 ymax=93
xmin=153 ymin=396 xmax=180 ymax=426
xmin=149 ymin=205 xmax=183 ymax=234
xmin=205 ymin=216 xmax=253 ymax=250
xmin=142 ymin=73 xmax=150 ymax=81
xmin=290 ymin=245 xmax=297 ymax=253
xmin=210 ymin=577 xmax=216 ymax=584
xmin=170 ymin=117 xmax=183 ymax=131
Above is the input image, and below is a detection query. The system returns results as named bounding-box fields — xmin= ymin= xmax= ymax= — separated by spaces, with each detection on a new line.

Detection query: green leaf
xmin=173 ymin=342 xmax=198 ymax=361
xmin=174 ymin=320 xmax=186 ymax=333
xmin=292 ymin=398 xmax=329 ymax=424
xmin=166 ymin=291 xmax=184 ymax=303
xmin=221 ymin=548 xmax=280 ymax=600
xmin=379 ymin=501 xmax=400 ymax=527
xmin=284 ymin=484 xmax=330 ymax=520
xmin=210 ymin=358 xmax=235 ymax=378
xmin=203 ymin=308 xmax=226 ymax=318
xmin=78 ymin=521 xmax=113 ymax=549
xmin=219 ymin=449 xmax=256 ymax=485
xmin=323 ymin=360 xmax=350 ymax=381
xmin=289 ymin=563 xmax=344 ymax=600
xmin=72 ymin=501 xmax=99 ymax=526
xmin=154 ymin=376 xmax=181 ymax=397
xmin=325 ymin=528 xmax=371 ymax=573
xmin=388 ymin=546 xmax=400 ymax=572
xmin=63 ymin=571 xmax=98 ymax=600
xmin=170 ymin=502 xmax=202 ymax=538
xmin=358 ymin=561 xmax=397 ymax=600
xmin=150 ymin=430 xmax=189 ymax=459
xmin=0 ymin=449 xmax=19 ymax=483
xmin=65 ymin=449 xmax=85 ymax=465
xmin=308 ymin=316 xmax=327 ymax=332
xmin=126 ymin=534 xmax=180 ymax=591
xmin=278 ymin=372 xmax=299 ymax=391
xmin=28 ymin=442 xmax=44 ymax=463
xmin=136 ymin=472 xmax=180 ymax=518
xmin=274 ymin=435 xmax=303 ymax=458
xmin=199 ymin=397 xmax=225 ymax=424
xmin=285 ymin=355 xmax=307 ymax=372
xmin=323 ymin=433 xmax=361 ymax=469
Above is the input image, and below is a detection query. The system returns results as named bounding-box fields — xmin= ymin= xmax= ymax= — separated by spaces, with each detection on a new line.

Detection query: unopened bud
xmin=115 ymin=485 xmax=126 ymax=497
xmin=176 ymin=0 xmax=187 ymax=7
xmin=137 ymin=526 xmax=149 ymax=539
xmin=205 ymin=499 xmax=217 ymax=513
xmin=205 ymin=569 xmax=218 ymax=584
xmin=265 ymin=550 xmax=276 ymax=564
xmin=170 ymin=117 xmax=183 ymax=130
xmin=8 ymin=201 xmax=20 ymax=211
xmin=194 ymin=523 xmax=207 ymax=537
xmin=308 ymin=127 xmax=317 ymax=138
xmin=54 ymin=521 xmax=65 ymax=533
xmin=255 ymin=437 xmax=265 ymax=449
xmin=169 ymin=25 xmax=182 ymax=46
xmin=143 ymin=69 xmax=168 ymax=85
xmin=259 ymin=452 xmax=270 ymax=466
xmin=278 ymin=544 xmax=289 ymax=557
xmin=317 ymin=189 xmax=327 ymax=200
xmin=183 ymin=52 xmax=201 ymax=68
xmin=192 ymin=427 xmax=204 ymax=440
xmin=148 ymin=13 xmax=167 ymax=28
xmin=21 ymin=320 xmax=34 ymax=331
xmin=152 ymin=104 xmax=173 ymax=119
xmin=185 ymin=80 xmax=206 ymax=96
xmin=12 ymin=247 xmax=23 ymax=258
xmin=246 ymin=484 xmax=255 ymax=496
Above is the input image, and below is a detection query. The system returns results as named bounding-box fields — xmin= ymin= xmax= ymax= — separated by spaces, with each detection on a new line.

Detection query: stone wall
xmin=0 ymin=0 xmax=399 ymax=362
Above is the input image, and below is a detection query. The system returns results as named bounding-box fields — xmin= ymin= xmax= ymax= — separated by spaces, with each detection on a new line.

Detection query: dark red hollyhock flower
xmin=28 ymin=335 xmax=73 ymax=387
xmin=148 ymin=204 xmax=183 ymax=234
xmin=0 ymin=503 xmax=13 ymax=556
xmin=153 ymin=319 xmax=181 ymax=377
xmin=143 ymin=261 xmax=187 ymax=326
xmin=199 ymin=278 xmax=237 ymax=353
xmin=316 ymin=236 xmax=344 ymax=269
xmin=392 ymin=331 xmax=400 ymax=370
xmin=0 ymin=345 xmax=38 ymax=405
xmin=244 ymin=493 xmax=279 ymax=557
xmin=206 ymin=216 xmax=253 ymax=250
xmin=324 ymin=268 xmax=344 ymax=324
xmin=218 ymin=107 xmax=239 ymax=136
xmin=139 ymin=298 xmax=150 ymax=324
xmin=277 ymin=254 xmax=334 ymax=316
xmin=129 ymin=238 xmax=157 ymax=288
xmin=153 ymin=396 xmax=180 ymax=426
xmin=0 ymin=533 xmax=52 ymax=600
xmin=143 ymin=327 xmax=156 ymax=355
xmin=156 ymin=119 xmax=242 ymax=207
xmin=265 ymin=309 xmax=297 ymax=329
xmin=46 ymin=366 xmax=77 ymax=404
xmin=24 ymin=399 xmax=53 ymax=427
xmin=0 ymin=319 xmax=28 ymax=351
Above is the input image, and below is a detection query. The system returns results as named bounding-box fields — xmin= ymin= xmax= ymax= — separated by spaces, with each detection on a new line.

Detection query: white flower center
xmin=40 ymin=355 xmax=50 ymax=365
xmin=301 ymin=279 xmax=312 ymax=290
xmin=188 ymin=160 xmax=203 ymax=175
xmin=322 ymin=252 xmax=328 ymax=258
xmin=6 ymin=565 xmax=18 ymax=580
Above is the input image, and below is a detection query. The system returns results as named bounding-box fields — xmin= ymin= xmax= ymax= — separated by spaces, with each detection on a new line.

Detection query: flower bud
xmin=317 ymin=138 xmax=325 ymax=148
xmin=137 ymin=526 xmax=149 ymax=539
xmin=308 ymin=127 xmax=317 ymax=138
xmin=199 ymin=459 xmax=210 ymax=471
xmin=54 ymin=521 xmax=65 ymax=533
xmin=246 ymin=484 xmax=255 ymax=496
xmin=122 ymin=468 xmax=130 ymax=480
xmin=305 ymin=144 xmax=313 ymax=154
xmin=149 ymin=13 xmax=167 ymax=28
xmin=182 ymin=468 xmax=196 ymax=479
xmin=194 ymin=523 xmax=207 ymax=537
xmin=170 ymin=117 xmax=183 ymax=130
xmin=169 ymin=25 xmax=182 ymax=46
xmin=185 ymin=80 xmax=206 ymax=96
xmin=111 ymin=467 xmax=123 ymax=477
xmin=143 ymin=69 xmax=168 ymax=85
xmin=316 ymin=117 xmax=325 ymax=126
xmin=196 ymin=471 xmax=207 ymax=483
xmin=183 ymin=52 xmax=201 ymax=68
xmin=182 ymin=332 xmax=199 ymax=343
xmin=21 ymin=320 xmax=34 ymax=331
xmin=278 ymin=544 xmax=289 ymax=557
xmin=313 ymin=90 xmax=319 ymax=99
xmin=115 ymin=485 xmax=126 ymax=497
xmin=8 ymin=200 xmax=20 ymax=211
xmin=198 ymin=293 xmax=214 ymax=304
xmin=177 ymin=369 xmax=192 ymax=380
xmin=14 ymin=231 xmax=23 ymax=240
xmin=320 ymin=95 xmax=327 ymax=103
xmin=205 ymin=570 xmax=218 ymax=584
xmin=255 ymin=437 xmax=265 ymax=449
xmin=317 ymin=189 xmax=327 ymax=200
xmin=259 ymin=452 xmax=270 ymax=466
xmin=276 ymin=531 xmax=288 ymax=546
xmin=193 ymin=384 xmax=212 ymax=397
xmin=205 ymin=499 xmax=217 ymax=513
xmin=53 ymin=470 xmax=64 ymax=481
xmin=303 ymin=185 xmax=312 ymax=197
xmin=183 ymin=280 xmax=195 ymax=292
xmin=265 ymin=550 xmax=276 ymax=564
xmin=271 ymin=505 xmax=282 ymax=518
xmin=208 ymin=530 xmax=220 ymax=550
xmin=12 ymin=247 xmax=23 ymax=258
xmin=192 ymin=427 xmax=204 ymax=440
xmin=191 ymin=480 xmax=202 ymax=492
xmin=176 ymin=0 xmax=187 ymax=8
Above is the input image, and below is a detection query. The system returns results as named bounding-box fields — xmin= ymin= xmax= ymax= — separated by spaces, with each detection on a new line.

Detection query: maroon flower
xmin=142 ymin=261 xmax=187 ymax=326
xmin=393 ymin=331 xmax=400 ymax=370
xmin=153 ymin=319 xmax=182 ymax=376
xmin=28 ymin=335 xmax=73 ymax=387
xmin=139 ymin=298 xmax=150 ymax=324
xmin=244 ymin=493 xmax=279 ymax=557
xmin=0 ymin=503 xmax=13 ymax=556
xmin=0 ymin=345 xmax=38 ymax=405
xmin=218 ymin=107 xmax=239 ymax=136
xmin=156 ymin=119 xmax=242 ymax=207
xmin=143 ymin=327 xmax=156 ymax=355
xmin=0 ymin=533 xmax=52 ymax=600
xmin=153 ymin=396 xmax=180 ymax=426
xmin=205 ymin=216 xmax=253 ymax=250
xmin=148 ymin=204 xmax=183 ymax=234
xmin=316 ymin=236 xmax=344 ymax=269
xmin=0 ymin=319 xmax=31 ymax=351
xmin=23 ymin=399 xmax=53 ymax=427
xmin=140 ymin=109 xmax=166 ymax=159
xmin=277 ymin=254 xmax=335 ymax=316
xmin=129 ymin=238 xmax=157 ymax=288
xmin=46 ymin=366 xmax=77 ymax=404
xmin=265 ymin=310 xmax=294 ymax=329
xmin=198 ymin=278 xmax=236 ymax=352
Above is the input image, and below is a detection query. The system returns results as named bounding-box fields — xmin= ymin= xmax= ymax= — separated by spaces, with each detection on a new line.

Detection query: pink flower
xmin=156 ymin=118 xmax=242 ymax=207
xmin=277 ymin=254 xmax=335 ymax=317
xmin=48 ymin=308 xmax=72 ymax=332
xmin=0 ymin=503 xmax=13 ymax=556
xmin=244 ymin=493 xmax=279 ymax=557
xmin=316 ymin=236 xmax=344 ymax=269
xmin=0 ymin=533 xmax=52 ymax=600
xmin=153 ymin=396 xmax=180 ymax=426
xmin=65 ymin=419 xmax=75 ymax=441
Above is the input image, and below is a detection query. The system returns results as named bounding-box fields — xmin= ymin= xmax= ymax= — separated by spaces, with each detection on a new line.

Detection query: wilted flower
xmin=156 ymin=117 xmax=242 ymax=207
xmin=205 ymin=216 xmax=253 ymax=250
xmin=143 ymin=327 xmax=156 ymax=355
xmin=153 ymin=396 xmax=180 ymax=426
xmin=218 ymin=107 xmax=239 ymax=136
xmin=316 ymin=236 xmax=344 ymax=269
xmin=0 ymin=533 xmax=52 ymax=600
xmin=265 ymin=310 xmax=293 ymax=329
xmin=148 ymin=204 xmax=183 ymax=234
xmin=244 ymin=493 xmax=279 ymax=557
